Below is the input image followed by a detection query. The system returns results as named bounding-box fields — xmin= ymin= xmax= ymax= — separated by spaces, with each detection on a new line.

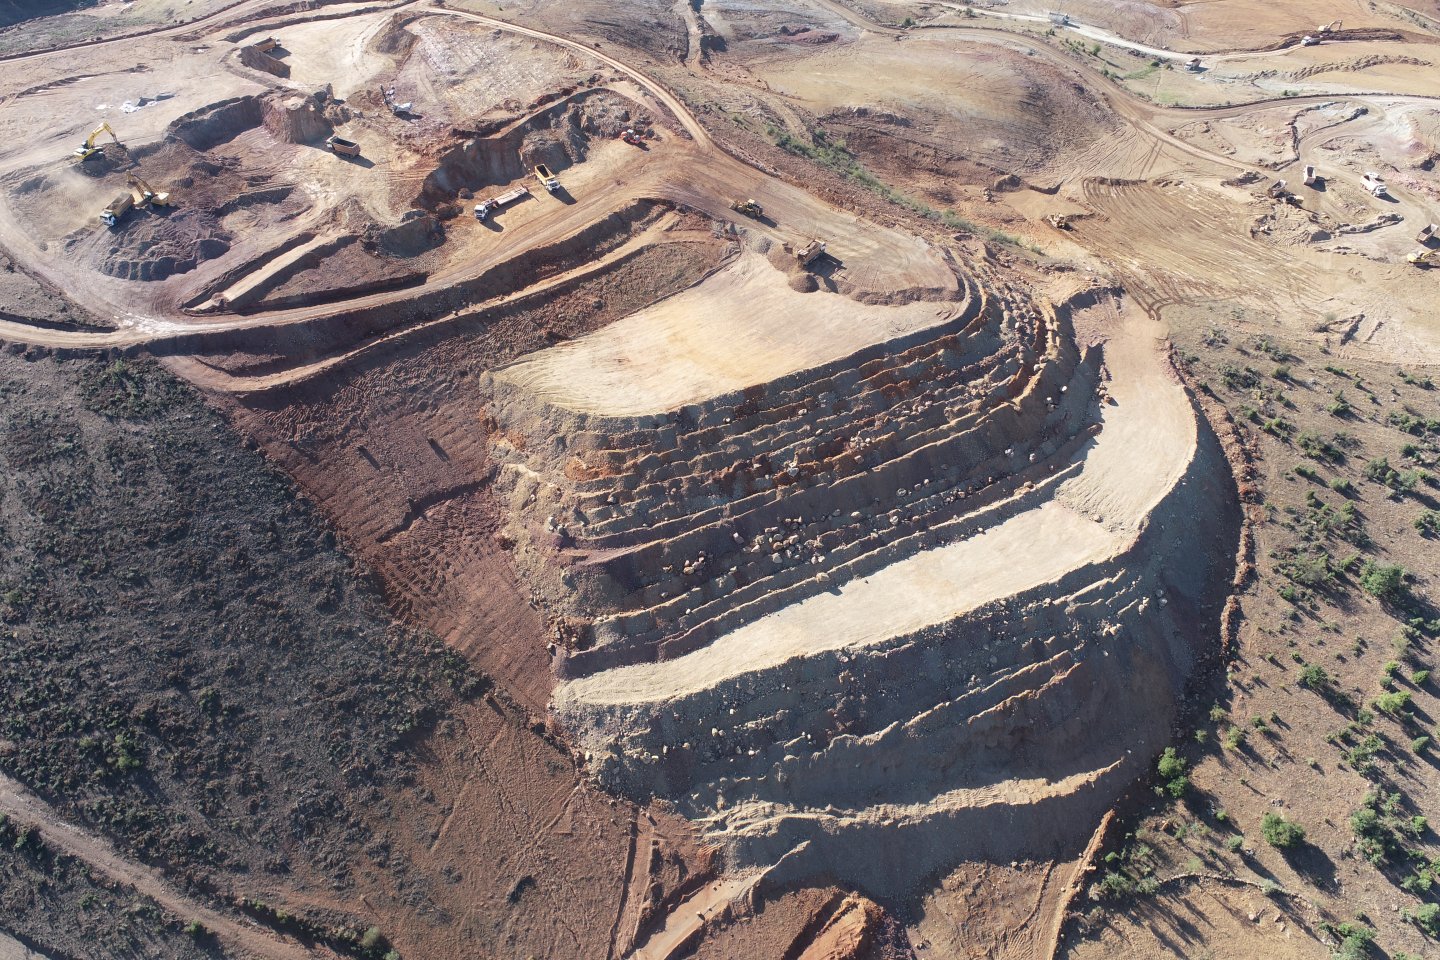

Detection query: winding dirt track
xmin=0 ymin=773 xmax=320 ymax=960
xmin=0 ymin=0 xmax=1433 ymax=365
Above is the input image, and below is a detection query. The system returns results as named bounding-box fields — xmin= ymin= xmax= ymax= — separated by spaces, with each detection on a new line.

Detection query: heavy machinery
xmin=1361 ymin=172 xmax=1389 ymax=198
xmin=327 ymin=135 xmax=361 ymax=157
xmin=1267 ymin=179 xmax=1288 ymax=199
xmin=1409 ymin=247 xmax=1437 ymax=266
xmin=99 ymin=190 xmax=135 ymax=228
xmin=533 ymin=163 xmax=560 ymax=192
xmin=1301 ymin=34 xmax=1320 ymax=46
xmin=1046 ymin=214 xmax=1072 ymax=230
xmin=126 ymin=173 xmax=170 ymax=208
xmin=1416 ymin=223 xmax=1437 ymax=244
xmin=791 ymin=238 xmax=826 ymax=268
xmin=1304 ymin=164 xmax=1317 ymax=186
xmin=1318 ymin=19 xmax=1342 ymax=33
xmin=73 ymin=121 xmax=120 ymax=161
xmin=474 ymin=185 xmax=530 ymax=220
xmin=254 ymin=36 xmax=280 ymax=52
xmin=620 ymin=128 xmax=644 ymax=146
xmin=730 ymin=198 xmax=763 ymax=219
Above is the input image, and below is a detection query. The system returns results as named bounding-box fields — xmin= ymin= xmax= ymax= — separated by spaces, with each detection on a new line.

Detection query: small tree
xmin=1360 ymin=562 xmax=1408 ymax=604
xmin=1260 ymin=812 xmax=1305 ymax=849
xmin=1157 ymin=747 xmax=1189 ymax=797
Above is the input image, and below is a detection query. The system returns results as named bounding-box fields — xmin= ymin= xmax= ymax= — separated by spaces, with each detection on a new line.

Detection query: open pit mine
xmin=4 ymin=0 xmax=1436 ymax=955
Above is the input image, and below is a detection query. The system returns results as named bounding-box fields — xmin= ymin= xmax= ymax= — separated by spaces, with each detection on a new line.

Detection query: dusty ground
xmin=0 ymin=0 xmax=1435 ymax=957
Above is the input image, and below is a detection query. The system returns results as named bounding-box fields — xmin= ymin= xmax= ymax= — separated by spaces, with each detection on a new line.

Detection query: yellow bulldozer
xmin=730 ymin=198 xmax=763 ymax=219
xmin=73 ymin=121 xmax=120 ymax=161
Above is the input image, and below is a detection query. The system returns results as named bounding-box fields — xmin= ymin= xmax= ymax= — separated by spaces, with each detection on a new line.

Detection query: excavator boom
xmin=72 ymin=121 xmax=120 ymax=161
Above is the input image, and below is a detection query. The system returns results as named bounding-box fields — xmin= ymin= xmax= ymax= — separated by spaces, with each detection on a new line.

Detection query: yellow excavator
xmin=1408 ymin=247 xmax=1436 ymax=267
xmin=73 ymin=121 xmax=121 ymax=161
xmin=126 ymin=173 xmax=170 ymax=208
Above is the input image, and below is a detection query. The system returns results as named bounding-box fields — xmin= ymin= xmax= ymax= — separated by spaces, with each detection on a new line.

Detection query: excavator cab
xmin=73 ymin=121 xmax=120 ymax=161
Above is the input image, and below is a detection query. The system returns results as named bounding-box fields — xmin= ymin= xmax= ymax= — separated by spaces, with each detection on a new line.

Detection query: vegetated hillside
xmin=0 ymin=1 xmax=93 ymax=30
xmin=0 ymin=352 xmax=482 ymax=949
xmin=1063 ymin=313 xmax=1440 ymax=960
xmin=0 ymin=815 xmax=222 ymax=960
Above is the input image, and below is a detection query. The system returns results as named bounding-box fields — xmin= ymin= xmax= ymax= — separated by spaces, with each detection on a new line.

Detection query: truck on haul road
xmin=326 ymin=136 xmax=361 ymax=157
xmin=1417 ymin=223 xmax=1437 ymax=244
xmin=1361 ymin=172 xmax=1388 ymax=198
xmin=100 ymin=191 xmax=134 ymax=228
xmin=475 ymin=185 xmax=530 ymax=221
xmin=533 ymin=163 xmax=560 ymax=192
xmin=1303 ymin=165 xmax=1317 ymax=186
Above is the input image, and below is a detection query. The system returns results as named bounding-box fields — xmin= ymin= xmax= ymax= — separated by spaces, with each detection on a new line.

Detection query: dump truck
xmin=327 ymin=136 xmax=361 ymax=157
xmin=1046 ymin=214 xmax=1072 ymax=230
xmin=620 ymin=128 xmax=644 ymax=146
xmin=1185 ymin=57 xmax=1202 ymax=71
xmin=793 ymin=238 xmax=826 ymax=267
xmin=533 ymin=163 xmax=560 ymax=192
xmin=1409 ymin=247 xmax=1437 ymax=266
xmin=730 ymin=198 xmax=763 ymax=219
xmin=73 ymin=121 xmax=120 ymax=161
xmin=100 ymin=191 xmax=135 ymax=228
xmin=1301 ymin=34 xmax=1320 ymax=46
xmin=1416 ymin=223 xmax=1437 ymax=244
xmin=1267 ymin=179 xmax=1288 ymax=199
xmin=1303 ymin=164 xmax=1317 ymax=186
xmin=1361 ymin=172 xmax=1388 ymax=198
xmin=254 ymin=36 xmax=280 ymax=52
xmin=474 ymin=185 xmax=530 ymax=220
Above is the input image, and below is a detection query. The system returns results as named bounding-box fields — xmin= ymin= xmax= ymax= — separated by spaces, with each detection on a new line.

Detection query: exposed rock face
xmin=484 ymin=257 xmax=1238 ymax=895
xmin=239 ymin=44 xmax=290 ymax=78
xmin=263 ymin=95 xmax=333 ymax=145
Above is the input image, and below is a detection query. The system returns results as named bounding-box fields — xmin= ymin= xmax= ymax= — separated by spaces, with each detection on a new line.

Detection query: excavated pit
xmin=484 ymin=261 xmax=1237 ymax=896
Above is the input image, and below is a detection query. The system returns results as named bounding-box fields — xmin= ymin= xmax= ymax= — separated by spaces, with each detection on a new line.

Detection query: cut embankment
xmin=541 ymin=295 xmax=1233 ymax=894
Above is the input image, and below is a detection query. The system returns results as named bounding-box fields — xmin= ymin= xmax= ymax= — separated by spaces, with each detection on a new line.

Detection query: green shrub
xmin=1374 ymin=690 xmax=1412 ymax=715
xmin=1360 ymin=562 xmax=1408 ymax=604
xmin=1299 ymin=663 xmax=1332 ymax=690
xmin=1157 ymin=747 xmax=1189 ymax=797
xmin=1403 ymin=902 xmax=1440 ymax=937
xmin=1260 ymin=812 xmax=1305 ymax=848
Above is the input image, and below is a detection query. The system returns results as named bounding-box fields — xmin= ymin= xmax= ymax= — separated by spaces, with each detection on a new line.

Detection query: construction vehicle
xmin=792 ymin=238 xmax=826 ymax=268
xmin=99 ymin=190 xmax=136 ymax=228
xmin=474 ymin=185 xmax=530 ymax=220
xmin=620 ymin=128 xmax=644 ymax=146
xmin=1407 ymin=247 xmax=1437 ymax=266
xmin=1318 ymin=19 xmax=1342 ymax=33
xmin=1267 ymin=179 xmax=1288 ymax=199
xmin=382 ymin=86 xmax=413 ymax=115
xmin=254 ymin=36 xmax=280 ymax=52
xmin=1046 ymin=214 xmax=1072 ymax=230
xmin=1301 ymin=34 xmax=1320 ymax=46
xmin=532 ymin=163 xmax=560 ymax=192
xmin=326 ymin=135 xmax=361 ymax=157
xmin=126 ymin=173 xmax=170 ymax=208
xmin=1361 ymin=172 xmax=1389 ymax=198
xmin=73 ymin=121 xmax=120 ymax=161
xmin=1185 ymin=57 xmax=1202 ymax=72
xmin=1416 ymin=223 xmax=1437 ymax=244
xmin=1303 ymin=164 xmax=1317 ymax=186
xmin=730 ymin=198 xmax=763 ymax=219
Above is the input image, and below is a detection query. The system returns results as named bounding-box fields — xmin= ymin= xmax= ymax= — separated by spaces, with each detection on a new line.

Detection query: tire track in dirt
xmin=0 ymin=773 xmax=322 ymax=960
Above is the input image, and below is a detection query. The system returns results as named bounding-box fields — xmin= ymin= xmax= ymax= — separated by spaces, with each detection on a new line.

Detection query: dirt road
xmin=0 ymin=773 xmax=321 ymax=960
